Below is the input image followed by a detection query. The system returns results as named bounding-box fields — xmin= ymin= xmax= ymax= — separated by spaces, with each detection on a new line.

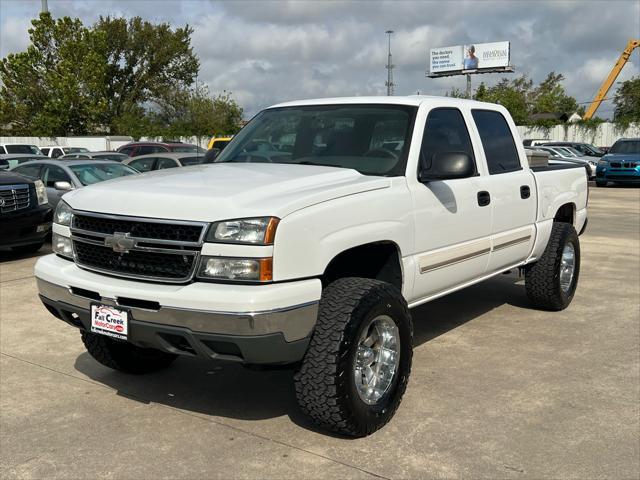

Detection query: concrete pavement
xmin=1 ymin=186 xmax=639 ymax=479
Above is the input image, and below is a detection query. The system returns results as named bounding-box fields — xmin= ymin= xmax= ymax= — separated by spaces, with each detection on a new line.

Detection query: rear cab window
xmin=471 ymin=110 xmax=522 ymax=174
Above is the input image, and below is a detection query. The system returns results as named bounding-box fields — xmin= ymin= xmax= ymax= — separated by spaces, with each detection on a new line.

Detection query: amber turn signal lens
xmin=264 ymin=218 xmax=279 ymax=245
xmin=259 ymin=257 xmax=273 ymax=282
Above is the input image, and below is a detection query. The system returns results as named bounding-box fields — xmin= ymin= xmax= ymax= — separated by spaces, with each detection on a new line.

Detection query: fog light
xmin=52 ymin=233 xmax=73 ymax=258
xmin=36 ymin=223 xmax=51 ymax=233
xmin=198 ymin=257 xmax=272 ymax=282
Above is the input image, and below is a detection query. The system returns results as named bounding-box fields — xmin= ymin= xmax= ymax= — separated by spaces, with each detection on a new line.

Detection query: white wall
xmin=516 ymin=123 xmax=639 ymax=147
xmin=0 ymin=136 xmax=133 ymax=151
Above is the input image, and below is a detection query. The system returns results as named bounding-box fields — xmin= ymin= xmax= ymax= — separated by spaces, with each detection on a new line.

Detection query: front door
xmin=409 ymin=107 xmax=492 ymax=301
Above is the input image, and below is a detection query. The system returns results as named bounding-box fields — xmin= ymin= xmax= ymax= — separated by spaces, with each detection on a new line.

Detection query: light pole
xmin=41 ymin=0 xmax=48 ymax=13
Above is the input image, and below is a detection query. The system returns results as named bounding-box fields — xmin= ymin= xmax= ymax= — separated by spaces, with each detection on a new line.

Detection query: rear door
xmin=127 ymin=157 xmax=156 ymax=172
xmin=470 ymin=109 xmax=537 ymax=272
xmin=409 ymin=106 xmax=492 ymax=299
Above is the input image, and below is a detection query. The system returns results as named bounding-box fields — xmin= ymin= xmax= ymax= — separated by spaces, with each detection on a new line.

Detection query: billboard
xmin=429 ymin=41 xmax=510 ymax=75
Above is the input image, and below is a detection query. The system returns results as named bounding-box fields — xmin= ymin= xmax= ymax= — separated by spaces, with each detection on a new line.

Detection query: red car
xmin=117 ymin=142 xmax=206 ymax=157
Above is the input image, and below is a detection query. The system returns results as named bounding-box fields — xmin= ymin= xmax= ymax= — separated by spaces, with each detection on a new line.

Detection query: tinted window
xmin=472 ymin=110 xmax=521 ymax=174
xmin=69 ymin=164 xmax=137 ymax=186
xmin=138 ymin=145 xmax=168 ymax=155
xmin=42 ymin=165 xmax=71 ymax=187
xmin=128 ymin=158 xmax=155 ymax=172
xmin=419 ymin=108 xmax=475 ymax=174
xmin=178 ymin=156 xmax=201 ymax=166
xmin=171 ymin=145 xmax=205 ymax=153
xmin=93 ymin=153 xmax=127 ymax=161
xmin=5 ymin=145 xmax=42 ymax=155
xmin=51 ymin=148 xmax=64 ymax=158
xmin=157 ymin=157 xmax=178 ymax=169
xmin=41 ymin=148 xmax=50 ymax=156
xmin=119 ymin=147 xmax=134 ymax=156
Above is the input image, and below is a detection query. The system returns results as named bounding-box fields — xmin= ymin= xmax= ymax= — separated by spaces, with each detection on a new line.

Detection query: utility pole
xmin=466 ymin=74 xmax=472 ymax=99
xmin=385 ymin=30 xmax=395 ymax=96
xmin=41 ymin=0 xmax=48 ymax=13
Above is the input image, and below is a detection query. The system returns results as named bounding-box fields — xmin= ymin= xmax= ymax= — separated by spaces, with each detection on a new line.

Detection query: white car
xmin=0 ymin=143 xmax=43 ymax=155
xmin=40 ymin=146 xmax=90 ymax=158
xmin=35 ymin=96 xmax=588 ymax=436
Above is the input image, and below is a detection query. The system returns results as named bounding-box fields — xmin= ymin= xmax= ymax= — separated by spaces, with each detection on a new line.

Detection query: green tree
xmin=0 ymin=13 xmax=108 ymax=135
xmin=530 ymin=72 xmax=579 ymax=117
xmin=93 ymin=16 xmax=199 ymax=132
xmin=473 ymin=76 xmax=532 ymax=124
xmin=613 ymin=76 xmax=640 ymax=125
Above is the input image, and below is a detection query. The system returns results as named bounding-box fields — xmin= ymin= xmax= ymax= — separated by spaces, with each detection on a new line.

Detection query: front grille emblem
xmin=104 ymin=232 xmax=137 ymax=253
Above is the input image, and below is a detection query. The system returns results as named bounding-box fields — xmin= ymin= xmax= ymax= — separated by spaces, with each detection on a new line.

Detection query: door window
xmin=51 ymin=148 xmax=64 ymax=158
xmin=41 ymin=148 xmax=50 ymax=156
xmin=157 ymin=157 xmax=178 ymax=169
xmin=119 ymin=147 xmax=134 ymax=156
xmin=472 ymin=110 xmax=522 ymax=174
xmin=12 ymin=164 xmax=42 ymax=179
xmin=138 ymin=145 xmax=168 ymax=155
xmin=128 ymin=158 xmax=155 ymax=172
xmin=41 ymin=165 xmax=71 ymax=187
xmin=419 ymin=108 xmax=476 ymax=175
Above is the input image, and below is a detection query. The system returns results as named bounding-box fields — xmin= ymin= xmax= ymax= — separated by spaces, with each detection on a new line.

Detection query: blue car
xmin=596 ymin=138 xmax=640 ymax=187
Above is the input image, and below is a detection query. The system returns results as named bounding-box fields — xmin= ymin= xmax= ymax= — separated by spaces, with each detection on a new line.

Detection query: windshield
xmin=69 ymin=163 xmax=138 ymax=186
xmin=5 ymin=144 xmax=42 ymax=155
xmin=215 ymin=104 xmax=417 ymax=176
xmin=172 ymin=145 xmax=206 ymax=154
xmin=178 ymin=156 xmax=202 ymax=166
xmin=609 ymin=140 xmax=640 ymax=155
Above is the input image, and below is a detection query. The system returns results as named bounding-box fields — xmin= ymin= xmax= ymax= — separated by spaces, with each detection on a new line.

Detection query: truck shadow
xmin=73 ymin=271 xmax=530 ymax=433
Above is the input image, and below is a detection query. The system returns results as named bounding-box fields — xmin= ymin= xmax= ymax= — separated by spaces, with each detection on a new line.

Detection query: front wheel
xmin=525 ymin=222 xmax=580 ymax=311
xmin=595 ymin=179 xmax=607 ymax=187
xmin=294 ymin=277 xmax=413 ymax=437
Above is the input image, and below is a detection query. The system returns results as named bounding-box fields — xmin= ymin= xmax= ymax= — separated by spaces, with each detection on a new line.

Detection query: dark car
xmin=116 ymin=142 xmax=206 ymax=157
xmin=542 ymin=142 xmax=604 ymax=157
xmin=595 ymin=138 xmax=640 ymax=187
xmin=122 ymin=152 xmax=205 ymax=172
xmin=0 ymin=171 xmax=52 ymax=253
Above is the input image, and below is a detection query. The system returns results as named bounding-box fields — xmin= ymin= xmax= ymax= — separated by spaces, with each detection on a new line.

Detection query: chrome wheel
xmin=354 ymin=315 xmax=400 ymax=405
xmin=560 ymin=243 xmax=576 ymax=293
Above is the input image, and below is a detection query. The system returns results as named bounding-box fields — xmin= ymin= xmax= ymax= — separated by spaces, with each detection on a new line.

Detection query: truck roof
xmin=269 ymin=95 xmax=496 ymax=109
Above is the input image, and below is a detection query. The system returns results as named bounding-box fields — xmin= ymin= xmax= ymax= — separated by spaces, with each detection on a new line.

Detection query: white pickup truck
xmin=36 ymin=96 xmax=588 ymax=436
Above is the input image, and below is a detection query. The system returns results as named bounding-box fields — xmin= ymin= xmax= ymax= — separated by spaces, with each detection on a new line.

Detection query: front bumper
xmin=596 ymin=167 xmax=640 ymax=183
xmin=36 ymin=254 xmax=321 ymax=364
xmin=0 ymin=205 xmax=51 ymax=248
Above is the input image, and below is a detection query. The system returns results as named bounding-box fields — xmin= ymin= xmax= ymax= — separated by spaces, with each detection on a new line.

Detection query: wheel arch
xmin=554 ymin=202 xmax=576 ymax=225
xmin=321 ymin=240 xmax=404 ymax=291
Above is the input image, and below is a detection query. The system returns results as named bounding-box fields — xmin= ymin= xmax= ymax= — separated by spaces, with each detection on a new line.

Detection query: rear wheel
xmin=294 ymin=277 xmax=413 ymax=437
xmin=525 ymin=222 xmax=580 ymax=311
xmin=81 ymin=331 xmax=177 ymax=374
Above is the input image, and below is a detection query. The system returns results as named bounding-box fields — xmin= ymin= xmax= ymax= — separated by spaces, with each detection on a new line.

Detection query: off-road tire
xmin=11 ymin=242 xmax=44 ymax=254
xmin=595 ymin=179 xmax=607 ymax=187
xmin=294 ymin=277 xmax=413 ymax=437
xmin=525 ymin=222 xmax=580 ymax=311
xmin=81 ymin=331 xmax=177 ymax=374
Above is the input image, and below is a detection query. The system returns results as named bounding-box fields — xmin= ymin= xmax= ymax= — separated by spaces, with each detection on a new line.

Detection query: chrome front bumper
xmin=37 ymin=278 xmax=318 ymax=343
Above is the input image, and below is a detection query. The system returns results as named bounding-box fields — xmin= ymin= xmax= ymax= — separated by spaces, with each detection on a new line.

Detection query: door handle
xmin=520 ymin=185 xmax=531 ymax=199
xmin=477 ymin=191 xmax=491 ymax=207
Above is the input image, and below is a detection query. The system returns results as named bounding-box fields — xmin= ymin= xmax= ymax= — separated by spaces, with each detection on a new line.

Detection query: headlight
xmin=588 ymin=160 xmax=597 ymax=166
xmin=598 ymin=160 xmax=608 ymax=166
xmin=198 ymin=256 xmax=273 ymax=282
xmin=54 ymin=200 xmax=73 ymax=226
xmin=34 ymin=180 xmax=48 ymax=205
xmin=207 ymin=217 xmax=279 ymax=244
xmin=52 ymin=232 xmax=73 ymax=258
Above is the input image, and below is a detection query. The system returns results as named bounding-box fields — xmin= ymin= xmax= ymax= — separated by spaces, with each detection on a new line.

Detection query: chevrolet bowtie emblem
xmin=104 ymin=232 xmax=137 ymax=253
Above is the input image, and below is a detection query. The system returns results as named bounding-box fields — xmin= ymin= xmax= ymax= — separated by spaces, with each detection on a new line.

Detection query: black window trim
xmin=417 ymin=106 xmax=480 ymax=180
xmin=471 ymin=108 xmax=523 ymax=175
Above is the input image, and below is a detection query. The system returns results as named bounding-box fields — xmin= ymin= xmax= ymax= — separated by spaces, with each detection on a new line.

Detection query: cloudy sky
xmin=1 ymin=0 xmax=639 ymax=118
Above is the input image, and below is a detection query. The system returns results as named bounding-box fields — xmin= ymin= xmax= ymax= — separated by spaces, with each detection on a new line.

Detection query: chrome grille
xmin=0 ymin=184 xmax=30 ymax=213
xmin=70 ymin=212 xmax=207 ymax=283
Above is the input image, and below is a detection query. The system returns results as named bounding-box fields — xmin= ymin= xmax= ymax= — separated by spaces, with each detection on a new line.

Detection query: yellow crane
xmin=583 ymin=39 xmax=639 ymax=120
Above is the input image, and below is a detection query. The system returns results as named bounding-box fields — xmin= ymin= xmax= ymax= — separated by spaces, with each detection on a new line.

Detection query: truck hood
xmin=63 ymin=163 xmax=390 ymax=221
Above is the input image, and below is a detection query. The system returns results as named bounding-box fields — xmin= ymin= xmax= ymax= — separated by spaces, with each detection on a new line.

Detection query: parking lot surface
xmin=1 ymin=186 xmax=639 ymax=479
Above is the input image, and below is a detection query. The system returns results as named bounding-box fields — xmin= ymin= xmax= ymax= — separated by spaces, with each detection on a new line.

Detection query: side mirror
xmin=419 ymin=152 xmax=475 ymax=182
xmin=54 ymin=181 xmax=73 ymax=191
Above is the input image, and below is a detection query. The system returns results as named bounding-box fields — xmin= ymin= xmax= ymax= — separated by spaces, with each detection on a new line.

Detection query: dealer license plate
xmin=91 ymin=304 xmax=128 ymax=340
